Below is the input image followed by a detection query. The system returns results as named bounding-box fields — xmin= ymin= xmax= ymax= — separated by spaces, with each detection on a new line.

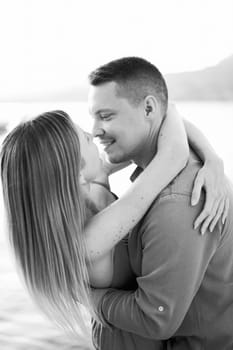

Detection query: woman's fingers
xmin=194 ymin=186 xmax=216 ymax=230
xmin=221 ymin=198 xmax=230 ymax=224
xmin=191 ymin=162 xmax=230 ymax=233
xmin=195 ymin=194 xmax=229 ymax=234
xmin=199 ymin=199 xmax=219 ymax=235
xmin=191 ymin=173 xmax=203 ymax=206
xmin=209 ymin=199 xmax=225 ymax=232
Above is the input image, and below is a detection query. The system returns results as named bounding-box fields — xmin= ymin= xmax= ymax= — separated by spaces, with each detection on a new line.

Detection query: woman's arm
xmin=184 ymin=118 xmax=222 ymax=163
xmin=89 ymin=153 xmax=132 ymax=189
xmin=182 ymin=115 xmax=229 ymax=234
xmin=85 ymin=110 xmax=189 ymax=261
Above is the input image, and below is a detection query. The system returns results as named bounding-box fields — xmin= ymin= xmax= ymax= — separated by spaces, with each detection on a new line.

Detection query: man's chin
xmin=106 ymin=156 xmax=120 ymax=164
xmin=106 ymin=152 xmax=129 ymax=164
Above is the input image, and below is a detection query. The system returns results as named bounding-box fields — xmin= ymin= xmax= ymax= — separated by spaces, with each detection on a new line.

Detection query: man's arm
xmin=95 ymin=195 xmax=220 ymax=339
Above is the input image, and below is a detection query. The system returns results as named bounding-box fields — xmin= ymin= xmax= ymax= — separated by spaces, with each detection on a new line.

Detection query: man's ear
xmin=144 ymin=95 xmax=158 ymax=119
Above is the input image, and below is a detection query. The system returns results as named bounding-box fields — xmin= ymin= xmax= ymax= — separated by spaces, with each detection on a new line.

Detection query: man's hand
xmin=191 ymin=158 xmax=230 ymax=234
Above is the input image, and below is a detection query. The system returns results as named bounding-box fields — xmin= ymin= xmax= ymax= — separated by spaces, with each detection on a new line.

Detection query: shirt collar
xmin=130 ymin=166 xmax=143 ymax=182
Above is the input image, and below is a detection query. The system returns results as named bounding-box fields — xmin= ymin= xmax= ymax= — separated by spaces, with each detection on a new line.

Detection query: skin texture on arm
xmin=84 ymin=111 xmax=189 ymax=261
xmin=183 ymin=116 xmax=229 ymax=233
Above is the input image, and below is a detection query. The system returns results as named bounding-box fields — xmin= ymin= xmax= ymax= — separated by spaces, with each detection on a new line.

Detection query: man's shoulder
xmin=159 ymin=149 xmax=202 ymax=199
xmin=130 ymin=150 xmax=202 ymax=200
xmin=129 ymin=151 xmax=203 ymax=238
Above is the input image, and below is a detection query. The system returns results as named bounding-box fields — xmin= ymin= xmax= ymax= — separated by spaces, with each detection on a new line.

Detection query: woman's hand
xmin=191 ymin=157 xmax=230 ymax=234
xmin=176 ymin=103 xmax=230 ymax=235
xmin=100 ymin=151 xmax=132 ymax=176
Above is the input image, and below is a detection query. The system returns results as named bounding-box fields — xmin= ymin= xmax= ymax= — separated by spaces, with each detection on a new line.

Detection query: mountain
xmin=165 ymin=55 xmax=233 ymax=101
xmin=1 ymin=55 xmax=232 ymax=102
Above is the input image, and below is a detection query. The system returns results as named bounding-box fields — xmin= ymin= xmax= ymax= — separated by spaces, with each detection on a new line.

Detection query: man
xmin=88 ymin=57 xmax=233 ymax=349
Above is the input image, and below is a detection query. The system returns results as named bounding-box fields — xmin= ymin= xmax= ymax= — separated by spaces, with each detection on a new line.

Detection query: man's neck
xmin=133 ymin=127 xmax=160 ymax=169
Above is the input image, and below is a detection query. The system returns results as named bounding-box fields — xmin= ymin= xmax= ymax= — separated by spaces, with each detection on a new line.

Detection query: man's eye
xmin=100 ymin=114 xmax=113 ymax=120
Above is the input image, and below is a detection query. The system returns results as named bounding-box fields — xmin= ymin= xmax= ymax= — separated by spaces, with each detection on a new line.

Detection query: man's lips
xmin=99 ymin=139 xmax=115 ymax=150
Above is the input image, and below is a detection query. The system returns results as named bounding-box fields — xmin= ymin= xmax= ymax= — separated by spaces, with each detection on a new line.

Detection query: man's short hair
xmin=88 ymin=57 xmax=168 ymax=116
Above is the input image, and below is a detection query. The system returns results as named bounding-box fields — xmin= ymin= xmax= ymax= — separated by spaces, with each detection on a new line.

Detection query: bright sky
xmin=0 ymin=0 xmax=232 ymax=98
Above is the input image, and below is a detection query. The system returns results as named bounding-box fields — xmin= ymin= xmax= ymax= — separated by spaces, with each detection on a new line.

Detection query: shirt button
xmin=158 ymin=306 xmax=164 ymax=312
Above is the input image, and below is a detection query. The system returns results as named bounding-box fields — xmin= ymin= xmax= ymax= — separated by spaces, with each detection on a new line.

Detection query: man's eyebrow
xmin=92 ymin=108 xmax=116 ymax=116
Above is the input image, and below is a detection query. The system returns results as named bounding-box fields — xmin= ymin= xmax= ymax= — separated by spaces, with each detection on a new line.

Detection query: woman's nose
xmin=86 ymin=132 xmax=93 ymax=141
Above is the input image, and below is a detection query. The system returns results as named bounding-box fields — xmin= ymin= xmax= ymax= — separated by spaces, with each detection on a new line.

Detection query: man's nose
xmin=91 ymin=120 xmax=105 ymax=138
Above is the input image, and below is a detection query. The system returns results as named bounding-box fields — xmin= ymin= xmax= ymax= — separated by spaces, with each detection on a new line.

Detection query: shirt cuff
xmin=97 ymin=289 xmax=115 ymax=329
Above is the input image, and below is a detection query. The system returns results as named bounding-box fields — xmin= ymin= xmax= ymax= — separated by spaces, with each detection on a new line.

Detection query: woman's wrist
xmin=204 ymin=154 xmax=224 ymax=170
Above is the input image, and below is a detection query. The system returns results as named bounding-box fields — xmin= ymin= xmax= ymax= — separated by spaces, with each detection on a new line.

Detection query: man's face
xmin=88 ymin=82 xmax=149 ymax=164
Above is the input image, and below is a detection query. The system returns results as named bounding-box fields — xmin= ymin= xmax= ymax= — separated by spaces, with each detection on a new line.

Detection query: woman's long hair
xmin=1 ymin=111 xmax=95 ymax=335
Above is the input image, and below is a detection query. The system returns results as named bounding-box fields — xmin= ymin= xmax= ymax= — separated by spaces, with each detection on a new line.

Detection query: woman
xmin=0 ymin=108 xmax=228 ymax=336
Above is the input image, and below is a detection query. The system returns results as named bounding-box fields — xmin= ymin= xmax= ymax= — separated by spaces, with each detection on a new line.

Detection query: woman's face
xmin=76 ymin=125 xmax=102 ymax=182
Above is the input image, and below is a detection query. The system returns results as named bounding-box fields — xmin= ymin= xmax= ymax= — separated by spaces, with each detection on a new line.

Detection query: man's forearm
xmin=98 ymin=288 xmax=175 ymax=339
xmin=96 ymin=196 xmax=218 ymax=340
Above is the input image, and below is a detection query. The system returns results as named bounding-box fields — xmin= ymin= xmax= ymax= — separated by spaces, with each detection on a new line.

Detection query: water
xmin=0 ymin=101 xmax=232 ymax=349
xmin=1 ymin=101 xmax=232 ymax=193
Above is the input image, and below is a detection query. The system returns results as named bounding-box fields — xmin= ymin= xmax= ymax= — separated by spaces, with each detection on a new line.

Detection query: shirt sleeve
xmin=99 ymin=194 xmax=220 ymax=340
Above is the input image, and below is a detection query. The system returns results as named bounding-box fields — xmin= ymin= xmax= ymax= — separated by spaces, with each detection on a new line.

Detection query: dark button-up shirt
xmin=95 ymin=151 xmax=233 ymax=350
